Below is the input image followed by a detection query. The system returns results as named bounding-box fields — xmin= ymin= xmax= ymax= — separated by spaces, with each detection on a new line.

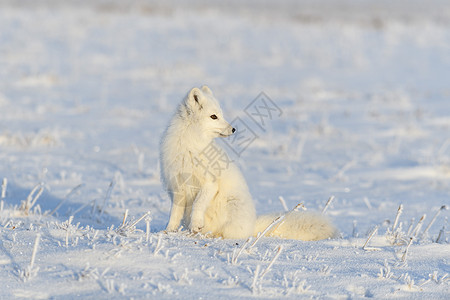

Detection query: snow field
xmin=0 ymin=1 xmax=449 ymax=298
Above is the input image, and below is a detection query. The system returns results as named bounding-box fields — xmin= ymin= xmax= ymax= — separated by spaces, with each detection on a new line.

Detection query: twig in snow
xmin=76 ymin=263 xmax=106 ymax=281
xmin=0 ymin=178 xmax=5 ymax=211
xmin=145 ymin=214 xmax=152 ymax=243
xmin=292 ymin=203 xmax=306 ymax=212
xmin=116 ymin=211 xmax=151 ymax=237
xmin=250 ymin=203 xmax=305 ymax=249
xmin=72 ymin=199 xmax=96 ymax=216
xmin=154 ymin=234 xmax=163 ymax=256
xmin=132 ymin=144 xmax=145 ymax=174
xmin=378 ymin=259 xmax=394 ymax=279
xmin=231 ymin=237 xmax=252 ymax=265
xmin=422 ymin=205 xmax=447 ymax=238
xmin=19 ymin=233 xmax=41 ymax=281
xmin=121 ymin=209 xmax=129 ymax=227
xmin=20 ymin=183 xmax=44 ymax=215
xmin=401 ymin=237 xmax=414 ymax=263
xmin=30 ymin=233 xmax=40 ymax=270
xmin=429 ymin=271 xmax=449 ymax=284
xmin=321 ymin=195 xmax=335 ymax=214
xmin=103 ymin=279 xmax=116 ymax=294
xmin=1 ymin=178 xmax=7 ymax=199
xmin=278 ymin=196 xmax=289 ymax=212
xmin=332 ymin=159 xmax=357 ymax=181
xmin=363 ymin=197 xmax=372 ymax=210
xmin=259 ymin=245 xmax=283 ymax=280
xmin=91 ymin=198 xmax=98 ymax=216
xmin=406 ymin=218 xmax=415 ymax=237
xmin=438 ymin=138 xmax=450 ymax=158
xmin=250 ymin=265 xmax=261 ymax=294
xmin=363 ymin=225 xmax=380 ymax=251
xmin=126 ymin=211 xmax=150 ymax=229
xmin=392 ymin=204 xmax=403 ymax=232
xmin=250 ymin=215 xmax=285 ymax=249
xmin=386 ymin=204 xmax=405 ymax=245
xmin=435 ymin=226 xmax=446 ymax=243
xmin=411 ymin=215 xmax=426 ymax=238
xmin=99 ymin=180 xmax=115 ymax=218
xmin=49 ymin=183 xmax=84 ymax=216
xmin=320 ymin=265 xmax=332 ymax=275
xmin=398 ymin=273 xmax=421 ymax=291
xmin=65 ymin=228 xmax=70 ymax=247
xmin=352 ymin=220 xmax=358 ymax=238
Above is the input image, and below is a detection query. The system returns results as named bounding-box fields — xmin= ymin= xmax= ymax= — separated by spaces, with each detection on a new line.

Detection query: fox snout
xmin=219 ymin=124 xmax=235 ymax=137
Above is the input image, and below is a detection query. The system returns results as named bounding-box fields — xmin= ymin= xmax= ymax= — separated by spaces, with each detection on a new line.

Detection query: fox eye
xmin=210 ymin=114 xmax=218 ymax=120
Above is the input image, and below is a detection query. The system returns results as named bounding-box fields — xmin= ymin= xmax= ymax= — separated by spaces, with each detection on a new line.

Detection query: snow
xmin=1 ymin=0 xmax=449 ymax=298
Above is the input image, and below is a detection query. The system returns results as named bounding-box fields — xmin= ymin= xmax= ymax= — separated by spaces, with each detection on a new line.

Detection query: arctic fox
xmin=160 ymin=86 xmax=337 ymax=240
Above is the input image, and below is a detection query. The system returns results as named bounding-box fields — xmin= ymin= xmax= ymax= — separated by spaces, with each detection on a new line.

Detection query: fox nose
xmin=232 ymin=128 xmax=236 ymax=133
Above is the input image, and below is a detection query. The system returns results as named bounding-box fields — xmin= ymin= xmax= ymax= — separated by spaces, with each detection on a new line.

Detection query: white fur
xmin=160 ymin=86 xmax=338 ymax=240
xmin=254 ymin=212 xmax=338 ymax=241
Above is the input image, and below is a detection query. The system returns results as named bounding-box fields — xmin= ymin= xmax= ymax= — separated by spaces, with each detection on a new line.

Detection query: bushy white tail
xmin=254 ymin=211 xmax=338 ymax=241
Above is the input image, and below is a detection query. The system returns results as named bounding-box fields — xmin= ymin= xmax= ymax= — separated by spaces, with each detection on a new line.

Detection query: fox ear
xmin=201 ymin=85 xmax=213 ymax=95
xmin=187 ymin=87 xmax=203 ymax=110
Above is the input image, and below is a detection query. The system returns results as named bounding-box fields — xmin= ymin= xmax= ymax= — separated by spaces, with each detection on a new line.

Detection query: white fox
xmin=160 ymin=86 xmax=338 ymax=240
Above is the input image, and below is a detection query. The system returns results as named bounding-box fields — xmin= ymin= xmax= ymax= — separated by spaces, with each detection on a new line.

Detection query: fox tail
xmin=254 ymin=211 xmax=338 ymax=241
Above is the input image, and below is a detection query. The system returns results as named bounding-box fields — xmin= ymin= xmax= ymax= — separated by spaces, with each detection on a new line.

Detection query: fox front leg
xmin=166 ymin=192 xmax=186 ymax=232
xmin=190 ymin=181 xmax=218 ymax=233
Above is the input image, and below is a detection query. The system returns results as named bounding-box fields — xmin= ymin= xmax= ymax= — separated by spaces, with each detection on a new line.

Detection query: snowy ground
xmin=1 ymin=0 xmax=450 ymax=298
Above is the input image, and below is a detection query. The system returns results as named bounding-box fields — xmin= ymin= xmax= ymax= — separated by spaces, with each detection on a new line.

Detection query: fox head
xmin=183 ymin=86 xmax=235 ymax=139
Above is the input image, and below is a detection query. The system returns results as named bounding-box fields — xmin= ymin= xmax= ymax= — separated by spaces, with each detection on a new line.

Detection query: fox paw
xmin=189 ymin=220 xmax=204 ymax=234
xmin=165 ymin=224 xmax=179 ymax=232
